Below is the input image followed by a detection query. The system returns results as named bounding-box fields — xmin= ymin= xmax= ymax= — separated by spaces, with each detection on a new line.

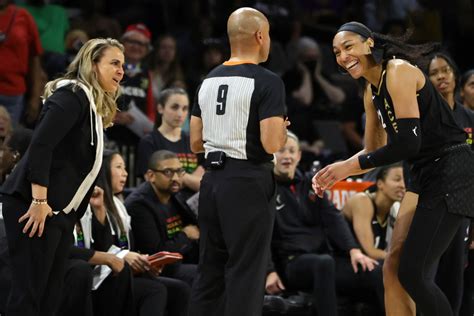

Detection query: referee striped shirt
xmin=192 ymin=62 xmax=286 ymax=163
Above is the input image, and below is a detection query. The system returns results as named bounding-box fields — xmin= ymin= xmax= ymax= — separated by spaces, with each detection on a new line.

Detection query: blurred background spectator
xmin=148 ymin=34 xmax=186 ymax=101
xmin=106 ymin=22 xmax=155 ymax=186
xmin=0 ymin=0 xmax=45 ymax=126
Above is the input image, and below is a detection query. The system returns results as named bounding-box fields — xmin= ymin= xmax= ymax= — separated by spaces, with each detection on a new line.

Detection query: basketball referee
xmin=188 ymin=7 xmax=289 ymax=316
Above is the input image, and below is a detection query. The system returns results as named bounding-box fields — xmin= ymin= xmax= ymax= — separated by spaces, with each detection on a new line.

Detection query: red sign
xmin=326 ymin=181 xmax=374 ymax=210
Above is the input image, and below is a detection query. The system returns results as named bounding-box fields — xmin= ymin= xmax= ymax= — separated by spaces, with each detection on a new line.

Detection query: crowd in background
xmin=2 ymin=0 xmax=474 ymax=173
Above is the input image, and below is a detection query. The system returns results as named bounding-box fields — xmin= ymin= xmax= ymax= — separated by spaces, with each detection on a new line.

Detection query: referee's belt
xmin=205 ymin=151 xmax=227 ymax=169
xmin=204 ymin=152 xmax=274 ymax=170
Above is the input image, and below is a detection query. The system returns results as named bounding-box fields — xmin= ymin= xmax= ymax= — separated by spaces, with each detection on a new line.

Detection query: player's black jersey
xmin=371 ymin=65 xmax=466 ymax=165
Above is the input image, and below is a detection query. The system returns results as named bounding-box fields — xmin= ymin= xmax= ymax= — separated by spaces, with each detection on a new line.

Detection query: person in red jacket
xmin=0 ymin=0 xmax=45 ymax=125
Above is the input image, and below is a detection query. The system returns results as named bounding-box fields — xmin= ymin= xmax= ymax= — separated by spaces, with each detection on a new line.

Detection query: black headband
xmin=337 ymin=21 xmax=372 ymax=39
xmin=336 ymin=21 xmax=385 ymax=65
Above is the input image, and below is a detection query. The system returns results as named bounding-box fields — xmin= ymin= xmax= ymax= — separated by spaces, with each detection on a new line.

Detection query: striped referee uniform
xmin=189 ymin=62 xmax=286 ymax=316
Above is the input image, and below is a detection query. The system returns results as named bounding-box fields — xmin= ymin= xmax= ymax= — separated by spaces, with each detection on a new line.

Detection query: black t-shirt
xmin=192 ymin=62 xmax=286 ymax=163
xmin=106 ymin=67 xmax=151 ymax=146
xmin=136 ymin=129 xmax=201 ymax=177
xmin=119 ymin=66 xmax=151 ymax=113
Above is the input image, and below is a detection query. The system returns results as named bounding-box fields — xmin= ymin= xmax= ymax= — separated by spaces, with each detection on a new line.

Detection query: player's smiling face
xmin=333 ymin=31 xmax=373 ymax=79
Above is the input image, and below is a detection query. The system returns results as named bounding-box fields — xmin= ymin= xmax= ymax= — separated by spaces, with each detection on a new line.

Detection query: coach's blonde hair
xmin=43 ymin=38 xmax=124 ymax=127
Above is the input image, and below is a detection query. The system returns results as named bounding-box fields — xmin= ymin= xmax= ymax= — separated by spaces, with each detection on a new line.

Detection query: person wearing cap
xmin=106 ymin=23 xmax=155 ymax=174
xmin=312 ymin=21 xmax=474 ymax=316
xmin=188 ymin=7 xmax=289 ymax=316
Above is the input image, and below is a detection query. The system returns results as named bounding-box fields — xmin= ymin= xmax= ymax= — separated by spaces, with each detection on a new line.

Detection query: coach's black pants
xmin=189 ymin=160 xmax=275 ymax=316
xmin=2 ymin=194 xmax=76 ymax=316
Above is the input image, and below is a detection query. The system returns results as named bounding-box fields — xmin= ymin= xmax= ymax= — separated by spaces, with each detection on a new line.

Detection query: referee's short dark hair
xmin=148 ymin=150 xmax=178 ymax=169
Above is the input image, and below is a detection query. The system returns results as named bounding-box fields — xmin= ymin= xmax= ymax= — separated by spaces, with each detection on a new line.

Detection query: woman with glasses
xmin=312 ymin=21 xmax=474 ymax=316
xmin=136 ymin=87 xmax=204 ymax=195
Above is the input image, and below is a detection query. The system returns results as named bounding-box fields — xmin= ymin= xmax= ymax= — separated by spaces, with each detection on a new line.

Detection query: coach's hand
xmin=19 ymin=203 xmax=53 ymax=238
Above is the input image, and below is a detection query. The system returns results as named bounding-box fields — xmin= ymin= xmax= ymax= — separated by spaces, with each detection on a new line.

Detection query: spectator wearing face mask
xmin=283 ymin=36 xmax=362 ymax=163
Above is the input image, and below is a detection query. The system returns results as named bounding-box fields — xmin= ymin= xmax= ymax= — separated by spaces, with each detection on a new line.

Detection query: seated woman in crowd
xmin=343 ymin=163 xmax=406 ymax=260
xmin=75 ymin=150 xmax=191 ymax=316
xmin=425 ymin=53 xmax=473 ymax=316
xmin=136 ymin=88 xmax=204 ymax=195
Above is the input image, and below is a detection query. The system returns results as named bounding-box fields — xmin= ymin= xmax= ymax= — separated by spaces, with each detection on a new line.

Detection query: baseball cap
xmin=123 ymin=23 xmax=152 ymax=41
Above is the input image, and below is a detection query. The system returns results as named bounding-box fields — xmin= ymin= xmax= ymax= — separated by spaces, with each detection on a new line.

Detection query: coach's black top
xmin=371 ymin=66 xmax=466 ymax=165
xmin=0 ymin=85 xmax=100 ymax=219
xmin=192 ymin=62 xmax=286 ymax=163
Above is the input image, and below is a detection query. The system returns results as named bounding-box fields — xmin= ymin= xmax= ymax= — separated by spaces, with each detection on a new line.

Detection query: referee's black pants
xmin=2 ymin=194 xmax=76 ymax=316
xmin=189 ymin=160 xmax=275 ymax=316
